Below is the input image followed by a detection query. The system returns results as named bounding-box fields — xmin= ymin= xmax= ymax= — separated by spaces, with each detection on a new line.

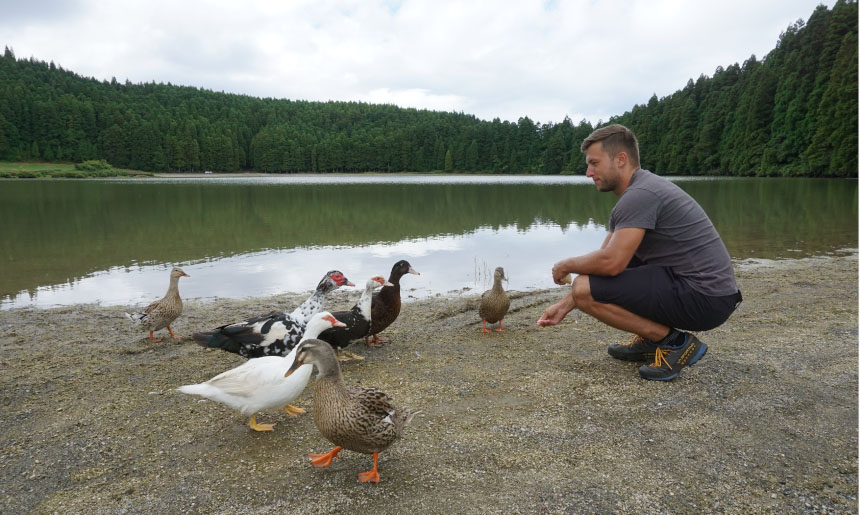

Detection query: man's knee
xmin=571 ymin=275 xmax=594 ymax=306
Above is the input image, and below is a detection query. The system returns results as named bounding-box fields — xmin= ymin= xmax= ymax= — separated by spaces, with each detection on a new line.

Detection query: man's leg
xmin=571 ymin=275 xmax=670 ymax=342
xmin=572 ymin=274 xmax=707 ymax=381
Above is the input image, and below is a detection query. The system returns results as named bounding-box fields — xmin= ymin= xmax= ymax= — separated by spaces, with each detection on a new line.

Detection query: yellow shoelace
xmin=623 ymin=335 xmax=646 ymax=347
xmin=649 ymin=346 xmax=673 ymax=370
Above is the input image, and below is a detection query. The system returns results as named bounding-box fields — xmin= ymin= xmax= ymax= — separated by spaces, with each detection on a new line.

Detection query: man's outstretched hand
xmin=537 ymin=301 xmax=569 ymax=327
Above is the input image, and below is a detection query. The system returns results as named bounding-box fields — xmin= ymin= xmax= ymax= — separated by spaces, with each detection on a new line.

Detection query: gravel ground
xmin=1 ymin=253 xmax=857 ymax=514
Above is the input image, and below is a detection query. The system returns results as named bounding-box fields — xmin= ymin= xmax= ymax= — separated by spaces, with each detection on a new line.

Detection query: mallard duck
xmin=285 ymin=339 xmax=420 ymax=483
xmin=125 ymin=266 xmax=189 ymax=342
xmin=318 ymin=275 xmax=391 ymax=361
xmin=178 ymin=312 xmax=346 ymax=432
xmin=365 ymin=260 xmax=419 ymax=347
xmin=192 ymin=270 xmax=354 ymax=358
xmin=479 ymin=266 xmax=510 ymax=333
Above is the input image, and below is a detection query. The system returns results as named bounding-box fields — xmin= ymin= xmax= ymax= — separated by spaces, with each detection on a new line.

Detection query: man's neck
xmin=613 ymin=167 xmax=639 ymax=197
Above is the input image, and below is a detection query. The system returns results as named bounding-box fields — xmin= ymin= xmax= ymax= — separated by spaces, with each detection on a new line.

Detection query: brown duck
xmin=285 ymin=339 xmax=420 ymax=483
xmin=365 ymin=260 xmax=419 ymax=347
xmin=125 ymin=267 xmax=189 ymax=342
xmin=479 ymin=266 xmax=510 ymax=333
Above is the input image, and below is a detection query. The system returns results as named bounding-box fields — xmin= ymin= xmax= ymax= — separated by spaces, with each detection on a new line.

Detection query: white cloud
xmin=0 ymin=0 xmax=833 ymax=124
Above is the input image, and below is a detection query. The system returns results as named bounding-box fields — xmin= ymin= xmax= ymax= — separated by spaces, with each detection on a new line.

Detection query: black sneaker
xmin=638 ymin=333 xmax=707 ymax=381
xmin=608 ymin=335 xmax=658 ymax=362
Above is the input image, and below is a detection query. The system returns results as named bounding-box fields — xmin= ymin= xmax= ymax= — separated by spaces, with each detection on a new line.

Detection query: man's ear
xmin=615 ymin=151 xmax=628 ymax=168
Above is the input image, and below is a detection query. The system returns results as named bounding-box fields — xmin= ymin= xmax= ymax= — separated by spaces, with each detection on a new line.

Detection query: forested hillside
xmin=0 ymin=0 xmax=855 ymax=176
xmin=612 ymin=0 xmax=857 ymax=177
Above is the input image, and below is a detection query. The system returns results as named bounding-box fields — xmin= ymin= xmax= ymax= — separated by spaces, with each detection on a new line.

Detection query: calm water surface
xmin=1 ymin=175 xmax=856 ymax=309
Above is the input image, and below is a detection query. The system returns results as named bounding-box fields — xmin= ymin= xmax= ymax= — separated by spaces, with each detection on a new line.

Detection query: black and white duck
xmin=285 ymin=338 xmax=420 ymax=483
xmin=479 ymin=266 xmax=510 ymax=333
xmin=125 ymin=266 xmax=189 ymax=342
xmin=191 ymin=270 xmax=354 ymax=358
xmin=318 ymin=275 xmax=391 ymax=361
xmin=365 ymin=260 xmax=419 ymax=347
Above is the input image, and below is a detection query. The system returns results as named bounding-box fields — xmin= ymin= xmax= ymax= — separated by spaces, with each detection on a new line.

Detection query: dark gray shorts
xmin=589 ymin=265 xmax=742 ymax=331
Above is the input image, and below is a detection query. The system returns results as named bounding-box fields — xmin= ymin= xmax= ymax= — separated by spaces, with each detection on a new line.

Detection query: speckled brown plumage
xmin=285 ymin=339 xmax=419 ymax=481
xmin=479 ymin=266 xmax=510 ymax=332
xmin=125 ymin=267 xmax=189 ymax=342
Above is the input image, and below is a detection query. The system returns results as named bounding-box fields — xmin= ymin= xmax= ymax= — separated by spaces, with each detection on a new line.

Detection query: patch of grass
xmin=0 ymin=162 xmax=74 ymax=178
xmin=0 ymin=161 xmax=142 ymax=178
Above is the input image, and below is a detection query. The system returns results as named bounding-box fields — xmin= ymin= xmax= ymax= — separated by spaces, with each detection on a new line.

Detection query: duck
xmin=365 ymin=260 xmax=420 ymax=347
xmin=318 ymin=275 xmax=392 ymax=361
xmin=285 ymin=338 xmax=420 ymax=482
xmin=125 ymin=266 xmax=189 ymax=342
xmin=177 ymin=311 xmax=347 ymax=432
xmin=192 ymin=270 xmax=353 ymax=358
xmin=479 ymin=266 xmax=510 ymax=333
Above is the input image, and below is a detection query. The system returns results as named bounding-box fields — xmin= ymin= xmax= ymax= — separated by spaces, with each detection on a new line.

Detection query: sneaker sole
xmin=641 ymin=343 xmax=708 ymax=381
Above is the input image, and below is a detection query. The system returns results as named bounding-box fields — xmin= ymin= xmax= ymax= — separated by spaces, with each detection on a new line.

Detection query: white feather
xmin=177 ymin=312 xmax=336 ymax=416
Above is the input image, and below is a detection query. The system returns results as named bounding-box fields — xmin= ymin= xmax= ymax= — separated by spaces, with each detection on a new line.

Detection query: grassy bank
xmin=0 ymin=161 xmax=149 ymax=178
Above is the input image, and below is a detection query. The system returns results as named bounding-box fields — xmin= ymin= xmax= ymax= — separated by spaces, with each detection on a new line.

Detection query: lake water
xmin=1 ymin=175 xmax=856 ymax=309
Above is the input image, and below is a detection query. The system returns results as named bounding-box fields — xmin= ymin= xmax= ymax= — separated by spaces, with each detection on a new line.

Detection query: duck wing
xmin=347 ymin=385 xmax=396 ymax=418
xmin=368 ymin=287 xmax=400 ymax=335
xmin=192 ymin=310 xmax=303 ymax=358
xmin=142 ymin=298 xmax=162 ymax=314
xmin=318 ymin=306 xmax=368 ymax=349
xmin=201 ymin=357 xmax=291 ymax=397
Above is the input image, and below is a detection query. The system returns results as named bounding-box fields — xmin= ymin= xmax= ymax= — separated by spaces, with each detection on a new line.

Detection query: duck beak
xmin=182 ymin=272 xmax=190 ymax=278
xmin=408 ymin=267 xmax=420 ymax=275
xmin=284 ymin=359 xmax=303 ymax=378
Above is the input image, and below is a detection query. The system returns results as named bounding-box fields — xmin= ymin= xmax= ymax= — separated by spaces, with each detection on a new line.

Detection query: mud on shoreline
xmin=1 ymin=253 xmax=857 ymax=513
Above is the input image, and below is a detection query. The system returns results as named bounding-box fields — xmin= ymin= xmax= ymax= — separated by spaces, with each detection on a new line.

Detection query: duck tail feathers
xmin=177 ymin=384 xmax=208 ymax=397
xmin=125 ymin=312 xmax=145 ymax=324
xmin=396 ymin=409 xmax=421 ymax=428
xmin=191 ymin=331 xmax=243 ymax=355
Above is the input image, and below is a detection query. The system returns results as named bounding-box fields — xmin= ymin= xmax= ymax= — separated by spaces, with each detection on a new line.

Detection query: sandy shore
xmin=1 ymin=253 xmax=857 ymax=514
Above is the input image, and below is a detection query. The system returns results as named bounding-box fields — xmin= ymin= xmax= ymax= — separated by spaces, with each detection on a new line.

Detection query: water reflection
xmin=1 ymin=223 xmax=609 ymax=309
xmin=0 ymin=176 xmax=855 ymax=309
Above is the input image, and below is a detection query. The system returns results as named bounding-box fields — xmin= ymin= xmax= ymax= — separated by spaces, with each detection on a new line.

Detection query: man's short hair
xmin=581 ymin=124 xmax=641 ymax=168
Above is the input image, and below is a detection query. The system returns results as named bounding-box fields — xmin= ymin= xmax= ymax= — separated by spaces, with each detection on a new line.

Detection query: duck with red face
xmin=192 ymin=270 xmax=354 ymax=358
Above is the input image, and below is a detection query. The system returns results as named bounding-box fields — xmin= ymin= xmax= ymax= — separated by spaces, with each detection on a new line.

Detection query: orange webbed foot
xmin=365 ymin=334 xmax=388 ymax=348
xmin=481 ymin=320 xmax=491 ymax=333
xmin=309 ymin=446 xmax=343 ymax=468
xmin=283 ymin=404 xmax=306 ymax=416
xmin=357 ymin=452 xmax=381 ymax=483
xmin=148 ymin=331 xmax=164 ymax=343
xmin=248 ymin=413 xmax=275 ymax=432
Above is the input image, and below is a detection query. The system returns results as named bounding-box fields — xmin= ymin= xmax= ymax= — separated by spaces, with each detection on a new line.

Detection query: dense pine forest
xmin=0 ymin=1 xmax=856 ymax=176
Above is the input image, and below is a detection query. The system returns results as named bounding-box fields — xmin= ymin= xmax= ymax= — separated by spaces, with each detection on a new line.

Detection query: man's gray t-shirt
xmin=609 ymin=169 xmax=738 ymax=296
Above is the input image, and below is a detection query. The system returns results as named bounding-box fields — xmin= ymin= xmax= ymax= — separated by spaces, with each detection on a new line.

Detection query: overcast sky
xmin=2 ymin=0 xmax=833 ymax=125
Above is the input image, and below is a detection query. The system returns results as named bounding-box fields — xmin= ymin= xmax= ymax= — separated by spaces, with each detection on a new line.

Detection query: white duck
xmin=178 ymin=311 xmax=346 ymax=432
